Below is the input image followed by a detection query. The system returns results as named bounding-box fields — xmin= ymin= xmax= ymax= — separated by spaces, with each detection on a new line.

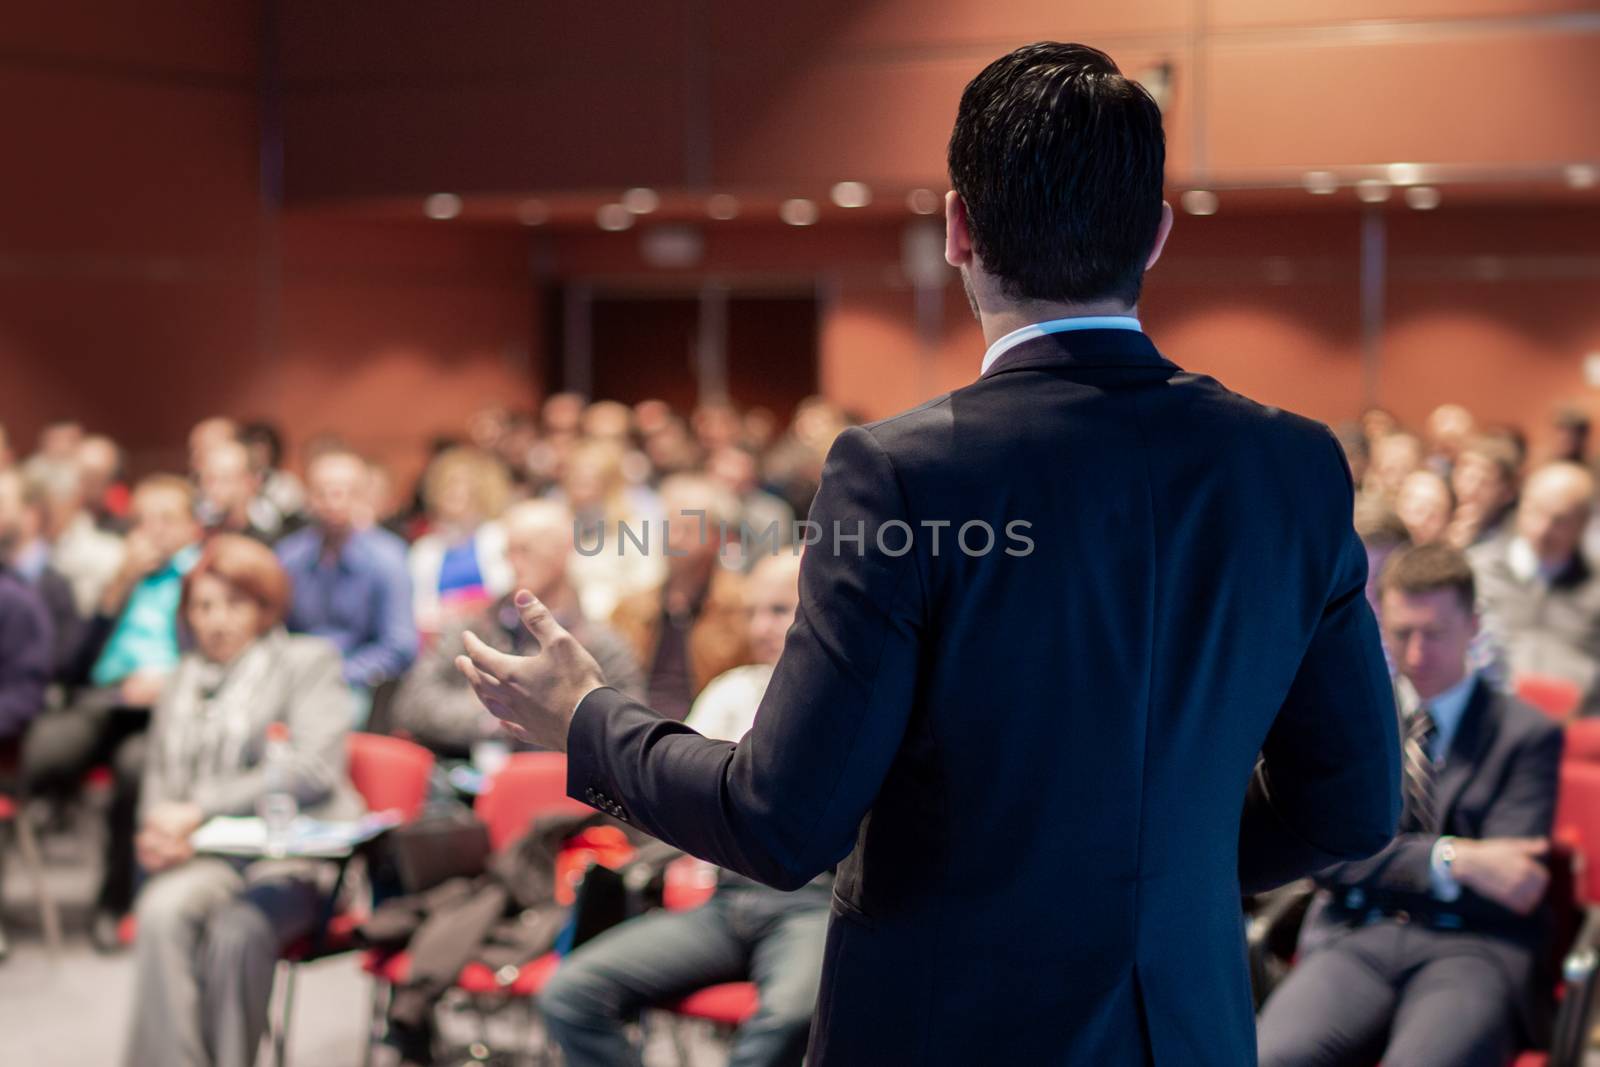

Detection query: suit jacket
xmin=1300 ymin=677 xmax=1563 ymax=1040
xmin=566 ymin=329 xmax=1401 ymax=1066
xmin=139 ymin=630 xmax=365 ymax=823
xmin=1469 ymin=537 xmax=1600 ymax=715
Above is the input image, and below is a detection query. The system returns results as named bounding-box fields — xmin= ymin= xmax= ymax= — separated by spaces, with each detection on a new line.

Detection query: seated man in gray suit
xmin=1471 ymin=461 xmax=1600 ymax=714
xmin=1258 ymin=543 xmax=1563 ymax=1067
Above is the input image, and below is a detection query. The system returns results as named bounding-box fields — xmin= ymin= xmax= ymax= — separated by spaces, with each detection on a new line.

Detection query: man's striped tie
xmin=1401 ymin=705 xmax=1439 ymax=834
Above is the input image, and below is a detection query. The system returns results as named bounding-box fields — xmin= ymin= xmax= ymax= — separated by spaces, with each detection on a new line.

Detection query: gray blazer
xmin=140 ymin=630 xmax=365 ymax=822
xmin=1470 ymin=537 xmax=1600 ymax=715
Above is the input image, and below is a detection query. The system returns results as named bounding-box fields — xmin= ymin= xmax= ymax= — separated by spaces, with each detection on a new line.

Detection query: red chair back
xmin=1565 ymin=718 xmax=1600 ymax=765
xmin=474 ymin=752 xmax=590 ymax=851
xmin=346 ymin=733 xmax=436 ymax=821
xmin=1517 ymin=674 xmax=1583 ymax=722
xmin=1555 ymin=762 xmax=1600 ymax=905
xmin=663 ymin=856 xmax=719 ymax=911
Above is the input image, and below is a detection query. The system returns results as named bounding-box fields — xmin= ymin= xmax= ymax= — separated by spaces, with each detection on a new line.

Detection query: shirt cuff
xmin=1429 ymin=836 xmax=1463 ymax=902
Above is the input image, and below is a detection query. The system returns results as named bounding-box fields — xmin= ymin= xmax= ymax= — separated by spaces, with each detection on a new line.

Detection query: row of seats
xmin=268 ymin=736 xmax=757 ymax=1067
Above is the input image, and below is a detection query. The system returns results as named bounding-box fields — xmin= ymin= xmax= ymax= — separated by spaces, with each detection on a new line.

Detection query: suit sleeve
xmin=1239 ymin=430 xmax=1403 ymax=894
xmin=565 ymin=426 xmax=924 ymax=890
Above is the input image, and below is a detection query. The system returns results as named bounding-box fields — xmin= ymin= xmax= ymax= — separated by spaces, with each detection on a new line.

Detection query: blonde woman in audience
xmin=1365 ymin=430 xmax=1424 ymax=505
xmin=407 ymin=446 xmax=513 ymax=637
xmin=1394 ymin=468 xmax=1454 ymax=546
xmin=123 ymin=535 xmax=362 ymax=1067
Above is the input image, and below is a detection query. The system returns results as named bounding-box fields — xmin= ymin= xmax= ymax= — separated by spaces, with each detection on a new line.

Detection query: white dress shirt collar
xmin=979 ymin=315 xmax=1144 ymax=376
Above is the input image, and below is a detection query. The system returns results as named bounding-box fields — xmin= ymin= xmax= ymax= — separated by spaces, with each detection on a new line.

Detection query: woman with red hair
xmin=122 ymin=534 xmax=363 ymax=1067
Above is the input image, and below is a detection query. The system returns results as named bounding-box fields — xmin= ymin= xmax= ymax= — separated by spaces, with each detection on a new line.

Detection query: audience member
xmin=1394 ymin=469 xmax=1454 ymax=547
xmin=1550 ymin=406 xmax=1590 ymax=466
xmin=541 ymin=553 xmax=828 ymax=1067
xmin=187 ymin=416 xmax=238 ymax=474
xmin=1258 ymin=544 xmax=1561 ymax=1067
xmin=0 ymin=470 xmax=83 ymax=681
xmin=275 ymin=449 xmax=417 ymax=702
xmin=1353 ymin=499 xmax=1411 ymax=616
xmin=391 ymin=499 xmax=642 ymax=756
xmin=1365 ymin=430 xmax=1424 ymax=505
xmin=1447 ymin=434 xmax=1521 ymax=549
xmin=121 ymin=535 xmax=362 ymax=1067
xmin=76 ymin=433 xmax=131 ymax=532
xmin=22 ymin=473 xmax=202 ymax=947
xmin=239 ymin=419 xmax=306 ymax=533
xmin=1469 ymin=462 xmax=1600 ymax=714
xmin=609 ymin=474 xmax=750 ymax=722
xmin=22 ymin=420 xmax=85 ymax=486
xmin=708 ymin=444 xmax=795 ymax=559
xmin=33 ymin=460 xmax=125 ymax=616
xmin=408 ymin=446 xmax=513 ymax=636
xmin=1424 ymin=402 xmax=1476 ymax=477
xmin=0 ymin=473 xmax=52 ymax=752
xmin=195 ymin=439 xmax=277 ymax=542
xmin=559 ymin=438 xmax=666 ymax=623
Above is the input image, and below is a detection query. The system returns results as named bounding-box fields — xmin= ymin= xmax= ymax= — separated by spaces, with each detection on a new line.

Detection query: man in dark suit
xmin=459 ymin=42 xmax=1401 ymax=1065
xmin=1258 ymin=543 xmax=1563 ymax=1067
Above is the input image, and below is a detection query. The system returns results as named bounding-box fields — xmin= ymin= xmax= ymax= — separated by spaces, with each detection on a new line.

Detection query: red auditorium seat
xmin=360 ymin=752 xmax=599 ymax=1066
xmin=1516 ymin=674 xmax=1584 ymax=722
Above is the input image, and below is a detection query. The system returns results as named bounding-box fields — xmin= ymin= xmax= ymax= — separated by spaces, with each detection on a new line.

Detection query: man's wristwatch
xmin=1437 ymin=836 xmax=1458 ymax=875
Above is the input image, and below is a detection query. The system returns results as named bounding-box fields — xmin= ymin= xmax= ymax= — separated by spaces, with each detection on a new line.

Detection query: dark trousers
xmin=540 ymin=883 xmax=830 ymax=1067
xmin=20 ymin=688 xmax=151 ymax=915
xmin=1257 ymin=921 xmax=1519 ymax=1067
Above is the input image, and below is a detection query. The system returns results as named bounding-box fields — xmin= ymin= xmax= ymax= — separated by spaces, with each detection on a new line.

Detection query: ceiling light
xmin=516 ymin=200 xmax=549 ymax=226
xmin=1404 ymin=186 xmax=1441 ymax=210
xmin=424 ymin=193 xmax=462 ymax=220
xmin=596 ymin=204 xmax=634 ymax=231
xmin=621 ymin=187 xmax=660 ymax=215
xmin=1355 ymin=179 xmax=1391 ymax=204
xmin=1302 ymin=171 xmax=1338 ymax=195
xmin=830 ymin=181 xmax=872 ymax=208
xmin=906 ymin=188 xmax=941 ymax=215
xmin=780 ymin=198 xmax=819 ymax=226
xmin=706 ymin=194 xmax=740 ymax=220
xmin=1387 ymin=162 xmax=1425 ymax=186
xmin=1180 ymin=189 xmax=1218 ymax=216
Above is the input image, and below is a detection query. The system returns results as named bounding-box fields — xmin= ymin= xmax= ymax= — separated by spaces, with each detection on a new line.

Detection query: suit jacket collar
xmin=1436 ymin=675 xmax=1496 ymax=824
xmin=979 ymin=329 xmax=1178 ymax=380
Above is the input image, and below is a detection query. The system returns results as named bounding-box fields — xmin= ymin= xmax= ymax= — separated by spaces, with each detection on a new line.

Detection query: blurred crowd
xmin=6 ymin=390 xmax=1600 ymax=1066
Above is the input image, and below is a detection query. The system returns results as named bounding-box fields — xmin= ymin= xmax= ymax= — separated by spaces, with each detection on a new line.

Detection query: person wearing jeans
xmin=540 ymin=554 xmax=827 ymax=1067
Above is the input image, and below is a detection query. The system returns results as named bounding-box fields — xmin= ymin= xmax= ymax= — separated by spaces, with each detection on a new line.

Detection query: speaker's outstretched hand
xmin=456 ymin=590 xmax=607 ymax=752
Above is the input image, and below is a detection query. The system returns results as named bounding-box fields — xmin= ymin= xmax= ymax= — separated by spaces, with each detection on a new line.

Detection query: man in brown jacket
xmin=607 ymin=474 xmax=749 ymax=721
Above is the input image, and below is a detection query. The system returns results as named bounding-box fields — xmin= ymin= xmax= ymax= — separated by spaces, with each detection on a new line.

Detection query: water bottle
xmin=258 ymin=721 xmax=299 ymax=858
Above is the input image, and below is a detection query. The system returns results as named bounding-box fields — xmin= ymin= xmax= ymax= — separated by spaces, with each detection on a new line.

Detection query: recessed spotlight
xmin=516 ymin=200 xmax=549 ymax=226
xmin=1387 ymin=162 xmax=1425 ymax=186
xmin=830 ymin=181 xmax=872 ymax=209
xmin=596 ymin=204 xmax=634 ymax=231
xmin=1566 ymin=164 xmax=1598 ymax=190
xmin=1355 ymin=179 xmax=1392 ymax=204
xmin=706 ymin=194 xmax=740 ymax=220
xmin=424 ymin=193 xmax=462 ymax=220
xmin=780 ymin=198 xmax=819 ymax=226
xmin=1180 ymin=189 xmax=1218 ymax=216
xmin=906 ymin=188 xmax=941 ymax=215
xmin=1404 ymin=186 xmax=1441 ymax=210
xmin=1302 ymin=171 xmax=1338 ymax=195
xmin=621 ymin=187 xmax=660 ymax=215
